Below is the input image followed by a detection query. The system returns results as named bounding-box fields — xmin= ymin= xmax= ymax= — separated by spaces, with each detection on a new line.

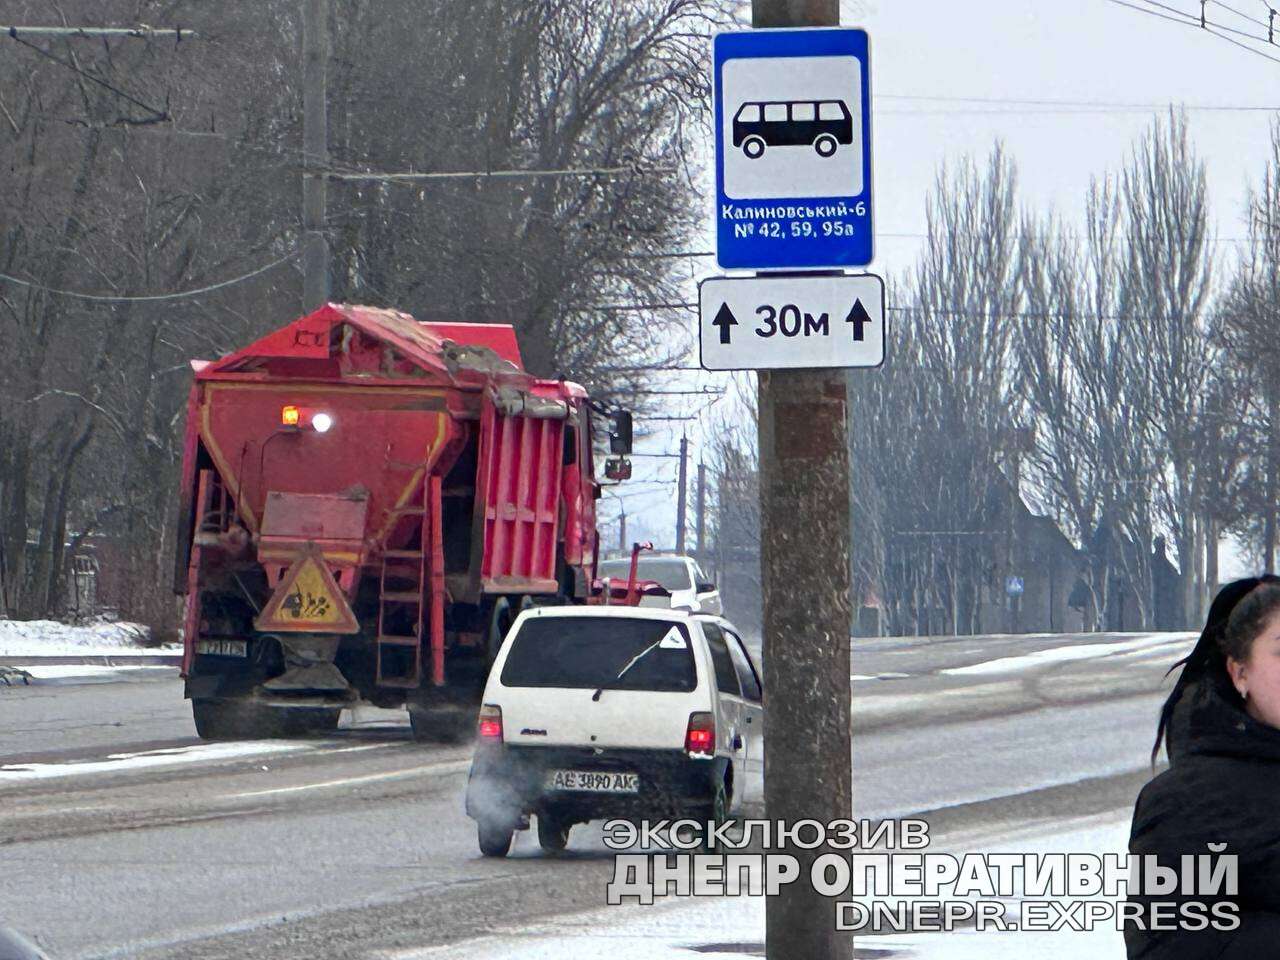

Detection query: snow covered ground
xmin=0 ymin=618 xmax=179 ymax=658
xmin=940 ymin=632 xmax=1194 ymax=677
xmin=388 ymin=815 xmax=1131 ymax=960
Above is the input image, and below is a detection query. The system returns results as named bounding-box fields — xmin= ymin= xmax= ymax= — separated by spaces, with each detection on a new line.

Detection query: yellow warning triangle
xmin=255 ymin=547 xmax=360 ymax=634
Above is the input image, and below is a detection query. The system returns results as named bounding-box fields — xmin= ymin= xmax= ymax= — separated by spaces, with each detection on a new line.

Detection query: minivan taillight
xmin=685 ymin=711 xmax=714 ymax=756
xmin=478 ymin=704 xmax=503 ymax=742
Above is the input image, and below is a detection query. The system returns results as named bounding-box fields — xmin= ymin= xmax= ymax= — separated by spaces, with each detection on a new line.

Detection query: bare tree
xmin=1219 ymin=119 xmax=1280 ymax=575
xmin=325 ymin=0 xmax=724 ymax=391
xmin=0 ymin=0 xmax=723 ymax=628
xmin=1015 ymin=180 xmax=1161 ymax=629
xmin=1120 ymin=111 xmax=1215 ymax=627
xmin=844 ymin=147 xmax=1026 ymax=636
xmin=702 ymin=379 xmax=762 ymax=633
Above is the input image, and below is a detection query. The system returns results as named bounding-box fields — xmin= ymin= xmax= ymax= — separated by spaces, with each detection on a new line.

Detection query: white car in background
xmin=463 ymin=605 xmax=763 ymax=857
xmin=597 ymin=555 xmax=722 ymax=616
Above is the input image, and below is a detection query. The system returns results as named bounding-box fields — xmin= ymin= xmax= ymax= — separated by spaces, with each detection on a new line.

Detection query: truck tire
xmin=485 ymin=598 xmax=514 ymax=664
xmin=192 ymin=699 xmax=253 ymax=739
xmin=485 ymin=596 xmax=534 ymax=664
xmin=537 ymin=811 xmax=571 ymax=855
xmin=192 ymin=699 xmax=339 ymax=740
xmin=282 ymin=707 xmax=342 ymax=737
xmin=477 ymin=820 xmax=514 ymax=858
xmin=408 ymin=704 xmax=472 ymax=744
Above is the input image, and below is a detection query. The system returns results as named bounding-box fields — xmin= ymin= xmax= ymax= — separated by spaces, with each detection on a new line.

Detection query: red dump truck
xmin=173 ymin=303 xmax=634 ymax=740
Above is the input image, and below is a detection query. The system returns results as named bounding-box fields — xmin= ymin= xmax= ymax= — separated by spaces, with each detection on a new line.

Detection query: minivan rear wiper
xmin=591 ymin=639 xmax=663 ymax=702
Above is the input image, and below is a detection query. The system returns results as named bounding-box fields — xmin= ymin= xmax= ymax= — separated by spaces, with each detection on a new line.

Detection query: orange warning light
xmin=281 ymin=405 xmax=300 ymax=427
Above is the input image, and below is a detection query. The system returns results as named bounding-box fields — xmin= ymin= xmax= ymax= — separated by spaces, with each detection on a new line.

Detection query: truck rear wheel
xmin=485 ymin=596 xmax=536 ymax=664
xmin=192 ymin=699 xmax=340 ymax=740
xmin=408 ymin=704 xmax=472 ymax=744
xmin=537 ymin=811 xmax=571 ymax=854
xmin=477 ymin=820 xmax=514 ymax=858
xmin=284 ymin=707 xmax=342 ymax=737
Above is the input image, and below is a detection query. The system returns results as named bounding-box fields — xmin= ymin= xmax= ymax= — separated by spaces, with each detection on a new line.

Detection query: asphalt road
xmin=0 ymin=629 xmax=1193 ymax=960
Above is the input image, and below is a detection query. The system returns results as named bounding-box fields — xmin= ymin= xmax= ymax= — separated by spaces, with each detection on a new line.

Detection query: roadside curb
xmin=0 ymin=654 xmax=181 ymax=667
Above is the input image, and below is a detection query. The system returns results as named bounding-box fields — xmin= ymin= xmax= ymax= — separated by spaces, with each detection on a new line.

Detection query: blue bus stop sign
xmin=713 ymin=28 xmax=873 ymax=270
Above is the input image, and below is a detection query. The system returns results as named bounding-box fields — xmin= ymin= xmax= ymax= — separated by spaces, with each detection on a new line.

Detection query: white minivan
xmin=463 ymin=606 xmax=763 ymax=857
xmin=596 ymin=555 xmax=723 ymax=616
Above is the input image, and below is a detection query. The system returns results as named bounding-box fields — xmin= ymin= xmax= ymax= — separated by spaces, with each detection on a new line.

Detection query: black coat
xmin=1126 ymin=677 xmax=1280 ymax=959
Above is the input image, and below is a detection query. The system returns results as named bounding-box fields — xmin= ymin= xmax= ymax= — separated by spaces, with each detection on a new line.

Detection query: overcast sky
xmin=611 ymin=0 xmax=1279 ymax=578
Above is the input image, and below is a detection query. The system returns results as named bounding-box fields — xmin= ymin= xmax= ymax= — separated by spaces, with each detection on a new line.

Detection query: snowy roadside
xmin=0 ymin=618 xmax=180 ymax=660
xmin=0 ymin=620 xmax=180 ymax=686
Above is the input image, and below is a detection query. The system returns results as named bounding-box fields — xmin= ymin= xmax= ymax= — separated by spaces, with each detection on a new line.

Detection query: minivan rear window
xmin=500 ymin=617 xmax=696 ymax=692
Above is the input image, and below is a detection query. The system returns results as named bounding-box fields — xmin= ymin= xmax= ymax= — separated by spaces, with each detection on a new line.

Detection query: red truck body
xmin=174 ymin=303 xmax=613 ymax=739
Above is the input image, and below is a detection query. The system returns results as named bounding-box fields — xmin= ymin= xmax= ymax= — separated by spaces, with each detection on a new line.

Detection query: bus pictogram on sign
xmin=732 ymin=100 xmax=854 ymax=159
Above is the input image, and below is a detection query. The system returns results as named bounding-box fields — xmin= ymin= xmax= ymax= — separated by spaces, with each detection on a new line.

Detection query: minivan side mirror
xmin=697 ymin=580 xmax=716 ymax=594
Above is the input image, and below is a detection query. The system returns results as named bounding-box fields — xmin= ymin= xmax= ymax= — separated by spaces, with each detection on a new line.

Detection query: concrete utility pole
xmin=696 ymin=461 xmax=707 ymax=561
xmin=716 ymin=472 xmax=728 ymax=583
xmin=752 ymin=3 xmax=854 ymax=960
xmin=676 ymin=435 xmax=689 ymax=554
xmin=302 ymin=0 xmax=330 ymax=312
xmin=619 ymin=508 xmax=627 ymax=555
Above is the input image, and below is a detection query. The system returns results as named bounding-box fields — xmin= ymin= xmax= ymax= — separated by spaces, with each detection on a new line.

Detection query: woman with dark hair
xmin=1126 ymin=576 xmax=1280 ymax=958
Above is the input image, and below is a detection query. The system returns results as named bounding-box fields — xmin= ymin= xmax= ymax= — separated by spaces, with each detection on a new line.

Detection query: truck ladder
xmin=375 ymin=474 xmax=446 ymax=688
xmin=375 ymin=493 xmax=427 ymax=688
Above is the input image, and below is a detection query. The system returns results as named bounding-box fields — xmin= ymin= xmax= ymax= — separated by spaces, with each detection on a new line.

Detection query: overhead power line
xmin=596 ymin=364 xmax=705 ymax=373
xmin=325 ymin=163 xmax=677 ymax=183
xmin=589 ymin=298 xmax=1238 ymax=326
xmin=1104 ymin=0 xmax=1280 ymax=64
xmin=599 ymin=301 xmax=697 ymax=311
xmin=6 ymin=32 xmax=172 ymax=122
xmin=613 ymin=228 xmax=1257 ymax=261
xmin=1206 ymin=0 xmax=1272 ymax=29
xmin=0 ymin=251 xmax=298 ymax=302
xmin=877 ymin=93 xmax=1279 ymax=111
xmin=628 ymin=387 xmax=723 ymax=396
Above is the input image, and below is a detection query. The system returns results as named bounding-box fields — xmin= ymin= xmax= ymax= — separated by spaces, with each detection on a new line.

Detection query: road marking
xmin=223 ymin=759 xmax=470 ymax=798
xmin=315 ymin=742 xmax=396 ymax=755
xmin=851 ymin=672 xmax=910 ymax=681
xmin=0 ymin=740 xmax=316 ymax=782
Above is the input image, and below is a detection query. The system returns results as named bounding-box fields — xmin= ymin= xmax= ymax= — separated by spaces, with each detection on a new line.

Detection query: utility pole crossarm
xmin=4 ymin=25 xmax=195 ymax=39
xmin=675 ymin=436 xmax=689 ymax=554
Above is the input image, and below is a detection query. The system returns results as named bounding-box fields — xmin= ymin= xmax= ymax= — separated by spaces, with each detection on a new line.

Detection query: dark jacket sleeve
xmin=1125 ymin=768 xmax=1253 ymax=960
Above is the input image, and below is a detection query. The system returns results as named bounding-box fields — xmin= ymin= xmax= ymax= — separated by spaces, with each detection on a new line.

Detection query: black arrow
xmin=845 ymin=299 xmax=872 ymax=342
xmin=712 ymin=302 xmax=739 ymax=345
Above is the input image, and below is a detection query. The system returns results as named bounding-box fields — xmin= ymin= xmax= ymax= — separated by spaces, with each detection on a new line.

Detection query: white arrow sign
xmin=697 ymin=273 xmax=885 ymax=371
